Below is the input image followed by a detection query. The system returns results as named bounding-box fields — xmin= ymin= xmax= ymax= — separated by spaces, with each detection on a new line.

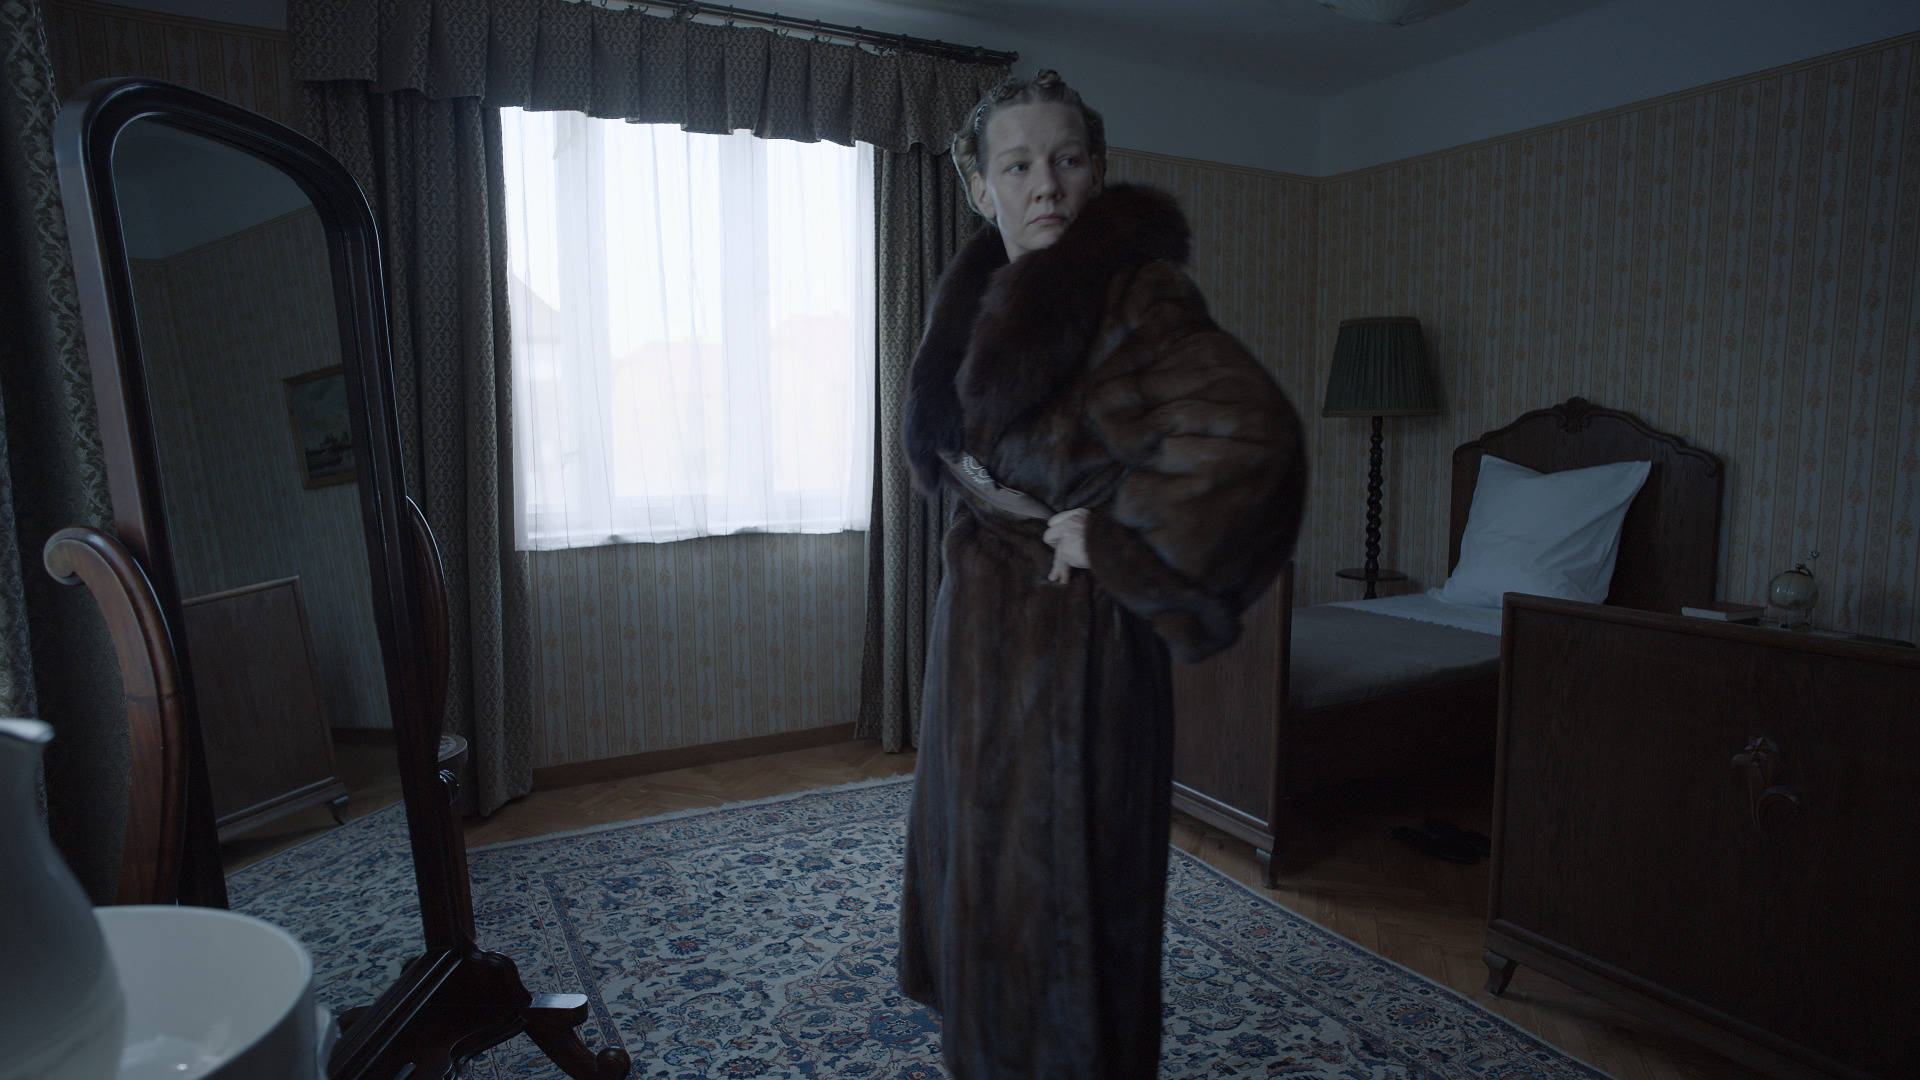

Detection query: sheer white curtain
xmin=501 ymin=108 xmax=875 ymax=548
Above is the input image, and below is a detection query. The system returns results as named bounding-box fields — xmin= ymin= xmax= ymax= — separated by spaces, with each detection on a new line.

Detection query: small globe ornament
xmin=1768 ymin=551 xmax=1820 ymax=629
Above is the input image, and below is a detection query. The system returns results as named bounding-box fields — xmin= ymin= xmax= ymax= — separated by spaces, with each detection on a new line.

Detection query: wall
xmin=1098 ymin=30 xmax=1920 ymax=645
xmin=1104 ymin=149 xmax=1321 ymax=469
xmin=130 ymin=207 xmax=394 ymax=728
xmin=1302 ymin=35 xmax=1919 ymax=639
xmin=528 ymin=534 xmax=865 ymax=766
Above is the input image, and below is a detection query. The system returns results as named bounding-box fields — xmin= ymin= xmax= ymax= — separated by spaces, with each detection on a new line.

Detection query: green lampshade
xmin=1321 ymin=316 xmax=1441 ymax=417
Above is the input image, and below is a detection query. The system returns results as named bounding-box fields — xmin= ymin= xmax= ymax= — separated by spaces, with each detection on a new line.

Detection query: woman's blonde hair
xmin=952 ymin=70 xmax=1106 ymax=192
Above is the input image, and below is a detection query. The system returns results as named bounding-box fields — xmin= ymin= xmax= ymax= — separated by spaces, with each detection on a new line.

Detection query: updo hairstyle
xmin=951 ymin=69 xmax=1107 ymax=195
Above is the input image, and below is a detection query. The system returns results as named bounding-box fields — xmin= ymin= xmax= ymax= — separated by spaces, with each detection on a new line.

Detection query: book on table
xmin=1680 ymin=601 xmax=1764 ymax=623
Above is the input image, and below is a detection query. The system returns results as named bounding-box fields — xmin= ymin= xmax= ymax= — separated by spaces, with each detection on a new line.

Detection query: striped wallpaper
xmin=132 ymin=207 xmax=393 ymax=730
xmin=1304 ymin=36 xmax=1918 ymax=640
xmin=1105 ymin=149 xmax=1320 ymax=426
xmin=528 ymin=534 xmax=864 ymax=766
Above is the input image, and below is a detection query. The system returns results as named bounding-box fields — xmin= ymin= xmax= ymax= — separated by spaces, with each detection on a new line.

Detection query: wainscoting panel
xmin=1309 ymin=38 xmax=1918 ymax=639
xmin=44 ymin=0 xmax=296 ymax=129
xmin=529 ymin=533 xmax=865 ymax=768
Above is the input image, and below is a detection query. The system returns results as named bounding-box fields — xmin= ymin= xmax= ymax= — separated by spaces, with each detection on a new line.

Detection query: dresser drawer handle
xmin=1732 ymin=736 xmax=1801 ymax=836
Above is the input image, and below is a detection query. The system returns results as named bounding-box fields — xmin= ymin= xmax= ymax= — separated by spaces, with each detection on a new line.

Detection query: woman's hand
xmin=1044 ymin=508 xmax=1091 ymax=583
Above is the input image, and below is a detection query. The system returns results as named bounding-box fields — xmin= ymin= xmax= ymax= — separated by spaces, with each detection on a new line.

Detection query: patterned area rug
xmin=229 ymin=777 xmax=1608 ymax=1079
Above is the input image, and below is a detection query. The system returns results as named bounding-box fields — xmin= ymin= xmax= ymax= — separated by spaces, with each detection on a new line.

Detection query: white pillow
xmin=1435 ymin=454 xmax=1652 ymax=608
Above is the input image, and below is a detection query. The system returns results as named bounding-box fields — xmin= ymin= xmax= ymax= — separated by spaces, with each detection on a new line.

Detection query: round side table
xmin=1335 ymin=567 xmax=1408 ymax=600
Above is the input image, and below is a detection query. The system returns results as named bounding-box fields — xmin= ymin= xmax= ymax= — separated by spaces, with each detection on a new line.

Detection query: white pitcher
xmin=0 ymin=717 xmax=126 ymax=1080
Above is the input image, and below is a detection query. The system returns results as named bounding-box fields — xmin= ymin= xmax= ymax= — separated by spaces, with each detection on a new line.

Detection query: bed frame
xmin=1170 ymin=398 xmax=1724 ymax=883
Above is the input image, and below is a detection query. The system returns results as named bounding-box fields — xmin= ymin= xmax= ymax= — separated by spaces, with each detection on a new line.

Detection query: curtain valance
xmin=289 ymin=0 xmax=1005 ymax=150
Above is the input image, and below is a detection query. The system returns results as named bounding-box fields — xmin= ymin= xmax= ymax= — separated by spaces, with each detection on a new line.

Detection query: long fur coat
xmin=896 ymin=184 xmax=1307 ymax=1079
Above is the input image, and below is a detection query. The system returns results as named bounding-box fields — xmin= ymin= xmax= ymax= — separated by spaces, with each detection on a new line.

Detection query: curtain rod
xmin=605 ymin=1 xmax=1018 ymax=67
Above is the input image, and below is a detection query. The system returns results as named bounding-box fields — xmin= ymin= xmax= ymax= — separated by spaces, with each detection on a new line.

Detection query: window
xmin=501 ymin=108 xmax=875 ymax=549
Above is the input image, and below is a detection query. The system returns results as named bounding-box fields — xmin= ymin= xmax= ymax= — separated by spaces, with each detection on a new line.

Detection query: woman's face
xmin=970 ymin=101 xmax=1104 ymax=261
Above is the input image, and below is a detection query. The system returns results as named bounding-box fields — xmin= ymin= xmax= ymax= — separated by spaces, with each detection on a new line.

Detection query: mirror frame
xmin=55 ymin=76 xmax=442 ymax=916
xmin=54 ymin=77 xmax=628 ymax=1079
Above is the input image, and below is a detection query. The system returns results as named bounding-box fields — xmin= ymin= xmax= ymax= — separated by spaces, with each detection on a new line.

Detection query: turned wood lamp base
xmin=1320 ymin=316 xmax=1440 ymax=602
xmin=1345 ymin=414 xmax=1400 ymax=600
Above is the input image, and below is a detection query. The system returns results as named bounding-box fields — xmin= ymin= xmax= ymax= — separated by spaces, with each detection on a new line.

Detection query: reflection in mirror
xmin=111 ymin=119 xmax=400 ymax=866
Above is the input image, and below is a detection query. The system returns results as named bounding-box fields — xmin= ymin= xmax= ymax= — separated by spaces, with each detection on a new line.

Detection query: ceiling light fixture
xmin=1314 ymin=0 xmax=1473 ymax=26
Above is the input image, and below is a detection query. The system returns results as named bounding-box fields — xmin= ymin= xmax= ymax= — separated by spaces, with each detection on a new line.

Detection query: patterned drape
xmin=288 ymin=0 xmax=1004 ymax=790
xmin=287 ymin=0 xmax=994 ymax=152
xmin=856 ymin=148 xmax=978 ymax=752
xmin=0 ymin=0 xmax=126 ymax=901
xmin=302 ymin=85 xmax=531 ymax=814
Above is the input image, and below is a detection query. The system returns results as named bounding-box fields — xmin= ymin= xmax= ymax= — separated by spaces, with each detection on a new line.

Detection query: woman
xmin=896 ymin=71 xmax=1308 ymax=1079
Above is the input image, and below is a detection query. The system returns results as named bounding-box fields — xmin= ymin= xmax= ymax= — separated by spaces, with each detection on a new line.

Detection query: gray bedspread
xmin=1289 ymin=607 xmax=1502 ymax=711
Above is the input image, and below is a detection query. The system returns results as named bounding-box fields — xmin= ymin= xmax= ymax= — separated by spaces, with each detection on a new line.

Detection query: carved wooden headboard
xmin=1447 ymin=398 xmax=1724 ymax=614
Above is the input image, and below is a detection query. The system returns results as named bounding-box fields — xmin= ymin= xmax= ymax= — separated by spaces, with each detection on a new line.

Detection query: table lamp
xmin=1322 ymin=316 xmax=1441 ymax=598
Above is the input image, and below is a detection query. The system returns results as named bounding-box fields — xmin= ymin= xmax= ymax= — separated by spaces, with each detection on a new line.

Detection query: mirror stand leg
xmin=524 ymin=994 xmax=633 ymax=1080
xmin=328 ymin=949 xmax=631 ymax=1080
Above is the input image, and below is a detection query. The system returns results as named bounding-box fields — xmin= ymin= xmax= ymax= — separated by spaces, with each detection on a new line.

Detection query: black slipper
xmin=1423 ymin=819 xmax=1492 ymax=858
xmin=1391 ymin=825 xmax=1478 ymax=865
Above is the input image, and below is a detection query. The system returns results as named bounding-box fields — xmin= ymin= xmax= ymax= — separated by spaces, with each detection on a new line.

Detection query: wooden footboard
xmin=1172 ymin=563 xmax=1497 ymax=882
xmin=1172 ymin=564 xmax=1290 ymax=884
xmin=1171 ymin=399 xmax=1725 ymax=878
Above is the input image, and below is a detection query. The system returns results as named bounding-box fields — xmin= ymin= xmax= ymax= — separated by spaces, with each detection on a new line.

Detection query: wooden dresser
xmin=1488 ymin=596 xmax=1918 ymax=1080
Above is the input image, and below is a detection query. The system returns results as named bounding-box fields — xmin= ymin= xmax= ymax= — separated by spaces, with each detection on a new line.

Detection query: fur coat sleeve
xmin=1075 ymin=259 xmax=1305 ymax=662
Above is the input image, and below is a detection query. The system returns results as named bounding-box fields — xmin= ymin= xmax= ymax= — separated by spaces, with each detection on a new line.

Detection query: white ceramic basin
xmin=94 ymin=906 xmax=327 ymax=1080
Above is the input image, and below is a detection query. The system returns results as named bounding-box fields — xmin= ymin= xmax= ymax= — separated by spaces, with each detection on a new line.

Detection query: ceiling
xmin=754 ymin=0 xmax=1623 ymax=97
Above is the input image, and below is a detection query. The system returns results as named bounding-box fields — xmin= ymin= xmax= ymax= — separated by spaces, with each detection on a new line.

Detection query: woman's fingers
xmin=1047 ymin=546 xmax=1071 ymax=584
xmin=1042 ymin=508 xmax=1091 ymax=581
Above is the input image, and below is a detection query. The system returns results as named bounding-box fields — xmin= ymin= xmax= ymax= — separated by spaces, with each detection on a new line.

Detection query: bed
xmin=1170 ymin=397 xmax=1724 ymax=883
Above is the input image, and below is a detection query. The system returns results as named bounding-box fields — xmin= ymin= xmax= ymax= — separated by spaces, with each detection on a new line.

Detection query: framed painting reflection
xmin=283 ymin=364 xmax=354 ymax=488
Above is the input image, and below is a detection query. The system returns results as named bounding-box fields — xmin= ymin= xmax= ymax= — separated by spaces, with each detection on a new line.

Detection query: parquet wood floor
xmin=462 ymin=738 xmax=916 ymax=849
xmin=466 ymin=738 xmax=1768 ymax=1080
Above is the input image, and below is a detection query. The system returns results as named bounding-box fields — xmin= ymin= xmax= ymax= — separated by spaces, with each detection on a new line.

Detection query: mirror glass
xmin=110 ymin=118 xmax=404 ymax=872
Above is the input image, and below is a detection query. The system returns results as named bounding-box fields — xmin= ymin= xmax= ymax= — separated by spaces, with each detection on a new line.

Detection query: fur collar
xmin=903 ymin=183 xmax=1191 ymax=494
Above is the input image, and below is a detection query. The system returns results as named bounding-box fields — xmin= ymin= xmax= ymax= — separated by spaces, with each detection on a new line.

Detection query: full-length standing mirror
xmin=113 ymin=113 xmax=367 ymax=856
xmin=53 ymin=77 xmax=629 ymax=1080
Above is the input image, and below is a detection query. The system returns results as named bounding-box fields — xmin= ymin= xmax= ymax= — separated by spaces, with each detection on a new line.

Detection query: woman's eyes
xmin=1005 ymin=157 xmax=1081 ymax=175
